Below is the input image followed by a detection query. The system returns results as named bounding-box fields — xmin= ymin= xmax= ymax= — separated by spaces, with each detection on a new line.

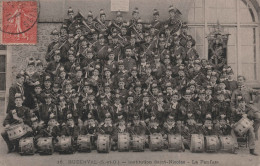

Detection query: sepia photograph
xmin=0 ymin=0 xmax=259 ymax=166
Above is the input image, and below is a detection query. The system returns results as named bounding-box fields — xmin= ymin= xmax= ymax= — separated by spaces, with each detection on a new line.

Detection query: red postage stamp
xmin=2 ymin=1 xmax=38 ymax=44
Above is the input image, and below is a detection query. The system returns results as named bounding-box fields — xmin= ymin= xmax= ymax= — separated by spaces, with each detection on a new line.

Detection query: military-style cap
xmin=51 ymin=29 xmax=59 ymax=35
xmin=88 ymin=11 xmax=93 ymax=18
xmin=100 ymin=9 xmax=105 ymax=16
xmin=132 ymin=7 xmax=139 ymax=15
xmin=68 ymin=7 xmax=74 ymax=14
xmin=153 ymin=9 xmax=159 ymax=16
xmin=15 ymin=93 xmax=23 ymax=99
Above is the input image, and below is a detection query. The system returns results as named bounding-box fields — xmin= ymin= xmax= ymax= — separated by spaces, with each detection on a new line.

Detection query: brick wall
xmin=11 ymin=23 xmax=62 ymax=82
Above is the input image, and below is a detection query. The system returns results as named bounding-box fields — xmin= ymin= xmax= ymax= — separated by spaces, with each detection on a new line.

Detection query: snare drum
xmin=97 ymin=134 xmax=110 ymax=153
xmin=7 ymin=123 xmax=27 ymax=141
xmin=168 ymin=134 xmax=184 ymax=152
xmin=118 ymin=133 xmax=130 ymax=152
xmin=77 ymin=135 xmax=92 ymax=152
xmin=57 ymin=136 xmax=73 ymax=154
xmin=37 ymin=137 xmax=54 ymax=155
xmin=205 ymin=135 xmax=220 ymax=152
xmin=219 ymin=135 xmax=235 ymax=153
xmin=190 ymin=134 xmax=204 ymax=153
xmin=234 ymin=117 xmax=253 ymax=136
xmin=132 ymin=135 xmax=145 ymax=152
xmin=19 ymin=137 xmax=35 ymax=155
xmin=149 ymin=133 xmax=163 ymax=151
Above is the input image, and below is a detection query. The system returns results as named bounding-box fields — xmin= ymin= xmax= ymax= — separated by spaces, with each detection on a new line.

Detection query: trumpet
xmin=94 ymin=18 xmax=109 ymax=31
xmin=82 ymin=20 xmax=95 ymax=33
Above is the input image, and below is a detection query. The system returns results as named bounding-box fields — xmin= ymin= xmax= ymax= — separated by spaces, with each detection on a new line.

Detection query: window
xmin=0 ymin=55 xmax=6 ymax=91
xmin=187 ymin=0 xmax=259 ymax=82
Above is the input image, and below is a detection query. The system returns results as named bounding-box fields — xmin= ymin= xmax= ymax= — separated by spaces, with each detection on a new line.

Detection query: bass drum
xmin=205 ymin=135 xmax=220 ymax=153
xmin=77 ymin=135 xmax=92 ymax=152
xmin=37 ymin=137 xmax=54 ymax=155
xmin=118 ymin=133 xmax=130 ymax=152
xmin=19 ymin=137 xmax=35 ymax=155
xmin=131 ymin=135 xmax=145 ymax=152
xmin=234 ymin=117 xmax=253 ymax=136
xmin=7 ymin=123 xmax=27 ymax=141
xmin=168 ymin=134 xmax=184 ymax=152
xmin=97 ymin=134 xmax=110 ymax=153
xmin=149 ymin=133 xmax=163 ymax=151
xmin=57 ymin=136 xmax=73 ymax=154
xmin=190 ymin=134 xmax=205 ymax=153
xmin=219 ymin=135 xmax=235 ymax=153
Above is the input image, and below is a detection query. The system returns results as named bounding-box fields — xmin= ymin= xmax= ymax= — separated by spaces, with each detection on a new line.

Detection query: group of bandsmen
xmin=1 ymin=5 xmax=260 ymax=155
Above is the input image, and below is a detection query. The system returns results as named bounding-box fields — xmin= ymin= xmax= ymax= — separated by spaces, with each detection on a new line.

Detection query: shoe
xmin=250 ymin=149 xmax=259 ymax=156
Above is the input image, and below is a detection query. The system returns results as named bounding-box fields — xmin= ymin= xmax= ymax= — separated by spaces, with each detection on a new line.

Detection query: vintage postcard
xmin=0 ymin=0 xmax=259 ymax=166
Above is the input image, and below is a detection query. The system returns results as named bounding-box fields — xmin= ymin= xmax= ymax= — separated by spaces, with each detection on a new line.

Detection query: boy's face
xmin=53 ymin=35 xmax=59 ymax=42
xmin=166 ymin=87 xmax=172 ymax=93
xmin=44 ymin=81 xmax=51 ymax=88
xmin=105 ymin=71 xmax=111 ymax=77
xmin=68 ymin=55 xmax=75 ymax=61
xmin=108 ymin=54 xmax=115 ymax=60
xmin=105 ymin=87 xmax=110 ymax=93
xmin=206 ymin=89 xmax=212 ymax=95
xmin=17 ymin=77 xmax=25 ymax=84
xmin=125 ymin=49 xmax=132 ymax=56
xmin=87 ymin=53 xmax=93 ymax=59
xmin=100 ymin=14 xmax=106 ymax=21
xmin=45 ymin=98 xmax=52 ymax=103
xmin=60 ymin=72 xmax=66 ymax=78
xmin=76 ymin=71 xmax=82 ymax=77
xmin=135 ymin=87 xmax=141 ymax=94
xmin=65 ymin=84 xmax=72 ymax=91
xmin=184 ymin=94 xmax=191 ymax=101
xmin=164 ymin=58 xmax=170 ymax=64
xmin=68 ymin=12 xmax=74 ymax=19
xmin=34 ymin=87 xmax=42 ymax=94
xmin=237 ymin=76 xmax=245 ymax=86
xmin=133 ymin=119 xmax=140 ymax=125
xmin=217 ymin=94 xmax=225 ymax=101
xmin=15 ymin=98 xmax=23 ymax=106
xmin=68 ymin=37 xmax=74 ymax=44
xmin=119 ymin=120 xmax=125 ymax=126
xmin=153 ymin=14 xmax=159 ymax=20
xmin=239 ymin=101 xmax=246 ymax=109
xmin=119 ymin=65 xmax=124 ymax=70
xmin=36 ymin=65 xmax=43 ymax=72
xmin=199 ymin=93 xmax=205 ymax=100
xmin=93 ymin=70 xmax=99 ymax=76
xmin=119 ymin=82 xmax=125 ymax=88
xmin=194 ymin=64 xmax=201 ymax=71
xmin=190 ymin=85 xmax=195 ymax=92
xmin=228 ymin=73 xmax=234 ymax=80
xmin=171 ymin=95 xmax=179 ymax=102
xmin=131 ymin=70 xmax=137 ymax=76
xmin=143 ymin=97 xmax=149 ymax=103
xmin=54 ymin=55 xmax=61 ymax=62
xmin=127 ymin=97 xmax=134 ymax=103
xmin=53 ymin=86 xmax=59 ymax=92
xmin=105 ymin=118 xmax=112 ymax=125
xmin=152 ymin=88 xmax=158 ymax=94
xmin=133 ymin=13 xmax=138 ymax=19
xmin=159 ymin=42 xmax=165 ymax=48
xmin=166 ymin=70 xmax=172 ymax=76
xmin=87 ymin=17 xmax=93 ymax=22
